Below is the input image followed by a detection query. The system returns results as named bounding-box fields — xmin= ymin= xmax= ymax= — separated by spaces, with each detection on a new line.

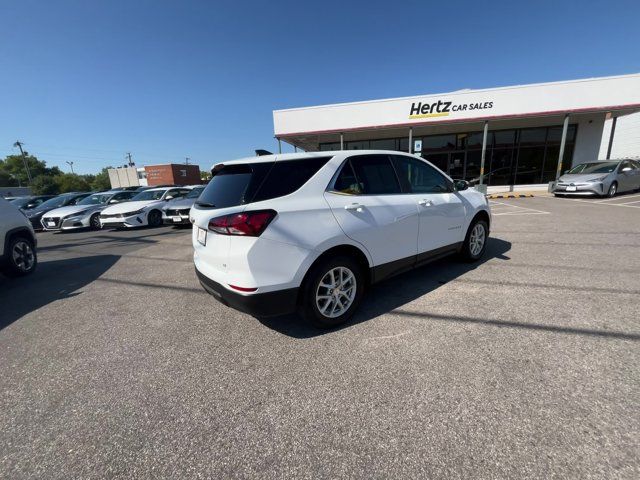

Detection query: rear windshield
xmin=196 ymin=157 xmax=330 ymax=208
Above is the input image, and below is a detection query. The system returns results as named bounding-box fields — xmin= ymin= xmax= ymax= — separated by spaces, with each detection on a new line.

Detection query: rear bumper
xmin=195 ymin=267 xmax=298 ymax=317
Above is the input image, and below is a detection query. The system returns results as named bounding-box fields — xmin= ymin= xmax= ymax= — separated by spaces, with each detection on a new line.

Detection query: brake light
xmin=208 ymin=210 xmax=276 ymax=236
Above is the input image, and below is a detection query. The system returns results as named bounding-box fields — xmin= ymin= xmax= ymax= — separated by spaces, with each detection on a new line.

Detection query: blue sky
xmin=1 ymin=0 xmax=639 ymax=174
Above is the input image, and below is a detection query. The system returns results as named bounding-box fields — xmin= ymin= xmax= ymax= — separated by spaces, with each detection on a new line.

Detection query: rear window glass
xmin=196 ymin=157 xmax=330 ymax=208
xmin=251 ymin=157 xmax=330 ymax=202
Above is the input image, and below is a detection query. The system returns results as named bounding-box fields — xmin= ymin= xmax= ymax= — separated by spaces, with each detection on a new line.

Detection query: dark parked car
xmin=23 ymin=192 xmax=92 ymax=230
xmin=10 ymin=195 xmax=57 ymax=211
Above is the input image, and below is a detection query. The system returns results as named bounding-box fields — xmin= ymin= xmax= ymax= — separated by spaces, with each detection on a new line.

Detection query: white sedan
xmin=100 ymin=187 xmax=192 ymax=229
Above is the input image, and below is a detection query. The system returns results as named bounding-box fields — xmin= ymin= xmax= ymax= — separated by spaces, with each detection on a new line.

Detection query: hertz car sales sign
xmin=273 ymin=74 xmax=640 ymax=136
xmin=408 ymin=99 xmax=494 ymax=119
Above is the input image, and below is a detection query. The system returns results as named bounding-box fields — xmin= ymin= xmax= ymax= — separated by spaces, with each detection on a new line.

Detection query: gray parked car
xmin=162 ymin=186 xmax=205 ymax=225
xmin=40 ymin=190 xmax=137 ymax=231
xmin=554 ymin=159 xmax=640 ymax=197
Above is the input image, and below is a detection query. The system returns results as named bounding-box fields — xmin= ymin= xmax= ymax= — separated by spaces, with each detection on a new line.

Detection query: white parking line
xmin=539 ymin=196 xmax=640 ymax=209
xmin=596 ymin=193 xmax=640 ymax=203
xmin=490 ymin=200 xmax=550 ymax=216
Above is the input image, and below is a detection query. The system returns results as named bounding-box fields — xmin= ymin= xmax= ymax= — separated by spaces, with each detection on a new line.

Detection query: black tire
xmin=3 ymin=235 xmax=37 ymax=277
xmin=299 ymin=255 xmax=365 ymax=328
xmin=607 ymin=182 xmax=618 ymax=198
xmin=148 ymin=210 xmax=162 ymax=227
xmin=89 ymin=213 xmax=102 ymax=230
xmin=460 ymin=219 xmax=489 ymax=262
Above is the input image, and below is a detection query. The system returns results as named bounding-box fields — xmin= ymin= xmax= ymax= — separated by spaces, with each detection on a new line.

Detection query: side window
xmin=113 ymin=192 xmax=132 ymax=201
xmin=167 ymin=189 xmax=182 ymax=198
xmin=391 ymin=155 xmax=450 ymax=194
xmin=251 ymin=157 xmax=331 ymax=202
xmin=632 ymin=161 xmax=640 ymax=170
xmin=333 ymin=161 xmax=362 ymax=195
xmin=348 ymin=155 xmax=401 ymax=195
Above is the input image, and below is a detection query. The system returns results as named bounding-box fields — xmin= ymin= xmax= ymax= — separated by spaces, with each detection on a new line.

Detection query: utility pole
xmin=126 ymin=152 xmax=134 ymax=167
xmin=185 ymin=157 xmax=190 ymax=165
xmin=66 ymin=161 xmax=75 ymax=174
xmin=13 ymin=141 xmax=33 ymax=184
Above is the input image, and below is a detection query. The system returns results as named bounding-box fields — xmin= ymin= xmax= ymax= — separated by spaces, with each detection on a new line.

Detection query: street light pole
xmin=66 ymin=161 xmax=75 ymax=174
xmin=13 ymin=141 xmax=33 ymax=184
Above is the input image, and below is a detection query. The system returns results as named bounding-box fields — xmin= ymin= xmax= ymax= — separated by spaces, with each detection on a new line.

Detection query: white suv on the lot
xmin=0 ymin=197 xmax=37 ymax=277
xmin=191 ymin=150 xmax=491 ymax=327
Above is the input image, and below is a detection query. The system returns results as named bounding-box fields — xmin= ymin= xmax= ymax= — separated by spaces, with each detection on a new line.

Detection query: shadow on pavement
xmin=259 ymin=237 xmax=512 ymax=338
xmin=0 ymin=255 xmax=120 ymax=331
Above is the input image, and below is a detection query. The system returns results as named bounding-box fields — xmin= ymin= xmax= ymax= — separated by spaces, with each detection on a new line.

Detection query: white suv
xmin=0 ymin=197 xmax=38 ymax=277
xmin=191 ymin=150 xmax=491 ymax=327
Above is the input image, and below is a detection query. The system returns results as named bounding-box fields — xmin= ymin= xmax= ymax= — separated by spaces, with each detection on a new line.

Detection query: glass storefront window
xmin=546 ymin=125 xmax=577 ymax=144
xmin=346 ymin=141 xmax=370 ymax=150
xmin=515 ymin=146 xmax=546 ymax=184
xmin=423 ymin=135 xmax=456 ymax=151
xmin=319 ymin=142 xmax=340 ymax=151
xmin=318 ymin=123 xmax=576 ymax=186
xmin=488 ymin=148 xmax=514 ymax=186
xmin=493 ymin=130 xmax=516 ymax=147
xmin=466 ymin=132 xmax=487 ymax=149
xmin=370 ymin=138 xmax=398 ymax=150
xmin=519 ymin=128 xmax=547 ymax=146
xmin=465 ymin=150 xmax=482 ymax=182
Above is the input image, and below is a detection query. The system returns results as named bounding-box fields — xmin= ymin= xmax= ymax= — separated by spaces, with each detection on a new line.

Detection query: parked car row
xmin=5 ymin=185 xmax=205 ymax=233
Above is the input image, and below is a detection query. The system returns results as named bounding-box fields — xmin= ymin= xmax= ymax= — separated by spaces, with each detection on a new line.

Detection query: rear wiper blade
xmin=195 ymin=201 xmax=216 ymax=207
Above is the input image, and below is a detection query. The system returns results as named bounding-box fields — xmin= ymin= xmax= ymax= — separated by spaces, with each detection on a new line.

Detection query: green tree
xmin=91 ymin=167 xmax=112 ymax=191
xmin=0 ymin=153 xmax=60 ymax=186
xmin=31 ymin=175 xmax=60 ymax=195
xmin=53 ymin=173 xmax=91 ymax=193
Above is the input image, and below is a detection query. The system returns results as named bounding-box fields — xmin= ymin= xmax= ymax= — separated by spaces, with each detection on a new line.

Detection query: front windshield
xmin=78 ymin=193 xmax=111 ymax=205
xmin=568 ymin=162 xmax=618 ymax=174
xmin=186 ymin=187 xmax=204 ymax=199
xmin=10 ymin=197 xmax=32 ymax=207
xmin=38 ymin=195 xmax=72 ymax=209
xmin=131 ymin=189 xmax=166 ymax=201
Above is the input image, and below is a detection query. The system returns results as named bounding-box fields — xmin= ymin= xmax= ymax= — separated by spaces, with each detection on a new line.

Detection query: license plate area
xmin=566 ymin=186 xmax=577 ymax=192
xmin=197 ymin=227 xmax=207 ymax=246
xmin=173 ymin=216 xmax=182 ymax=223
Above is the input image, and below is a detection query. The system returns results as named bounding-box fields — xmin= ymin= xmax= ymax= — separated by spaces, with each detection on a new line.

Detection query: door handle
xmin=418 ymin=199 xmax=433 ymax=207
xmin=344 ymin=203 xmax=364 ymax=212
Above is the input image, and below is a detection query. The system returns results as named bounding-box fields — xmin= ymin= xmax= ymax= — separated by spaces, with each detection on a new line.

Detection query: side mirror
xmin=621 ymin=167 xmax=632 ymax=173
xmin=109 ymin=199 xmax=119 ymax=204
xmin=454 ymin=179 xmax=469 ymax=191
xmin=165 ymin=195 xmax=174 ymax=200
xmin=25 ymin=203 xmax=37 ymax=209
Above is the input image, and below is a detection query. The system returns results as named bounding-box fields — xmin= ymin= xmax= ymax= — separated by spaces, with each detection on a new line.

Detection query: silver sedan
xmin=554 ymin=159 xmax=640 ymax=197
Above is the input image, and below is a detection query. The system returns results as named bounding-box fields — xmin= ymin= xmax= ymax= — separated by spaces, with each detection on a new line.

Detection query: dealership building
xmin=273 ymin=73 xmax=640 ymax=188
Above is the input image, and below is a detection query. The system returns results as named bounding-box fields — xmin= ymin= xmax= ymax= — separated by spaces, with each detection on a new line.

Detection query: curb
xmin=486 ymin=193 xmax=535 ymax=199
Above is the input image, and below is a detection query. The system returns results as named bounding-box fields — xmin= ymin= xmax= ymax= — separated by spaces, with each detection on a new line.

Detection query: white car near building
xmin=100 ymin=186 xmax=192 ymax=229
xmin=41 ymin=190 xmax=138 ymax=231
xmin=192 ymin=150 xmax=491 ymax=327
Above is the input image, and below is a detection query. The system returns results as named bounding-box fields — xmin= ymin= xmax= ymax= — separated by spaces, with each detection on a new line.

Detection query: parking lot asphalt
xmin=1 ymin=195 xmax=639 ymax=479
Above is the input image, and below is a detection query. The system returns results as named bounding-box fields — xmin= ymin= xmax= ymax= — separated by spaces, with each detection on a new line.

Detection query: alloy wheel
xmin=315 ymin=266 xmax=357 ymax=318
xmin=12 ymin=240 xmax=35 ymax=272
xmin=469 ymin=223 xmax=486 ymax=257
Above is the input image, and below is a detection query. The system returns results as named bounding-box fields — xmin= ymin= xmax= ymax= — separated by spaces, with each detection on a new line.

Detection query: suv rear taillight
xmin=208 ymin=210 xmax=276 ymax=236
